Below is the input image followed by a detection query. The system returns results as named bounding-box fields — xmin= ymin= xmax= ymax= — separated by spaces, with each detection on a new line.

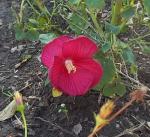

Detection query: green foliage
xmin=39 ymin=33 xmax=57 ymax=44
xmin=13 ymin=0 xmax=61 ymax=42
xmin=122 ymin=47 xmax=135 ymax=64
xmin=130 ymin=64 xmax=138 ymax=74
xmin=142 ymin=45 xmax=150 ymax=54
xmin=15 ymin=25 xmax=39 ymax=41
xmin=143 ymin=0 xmax=150 ymax=15
xmin=121 ymin=6 xmax=135 ymax=20
xmin=111 ymin=0 xmax=123 ymax=25
xmin=68 ymin=0 xmax=81 ymax=5
xmin=103 ymin=80 xmax=126 ymax=97
xmin=95 ymin=56 xmax=116 ymax=90
xmin=85 ymin=0 xmax=105 ymax=10
xmin=105 ymin=22 xmax=121 ymax=34
xmin=101 ymin=43 xmax=111 ymax=53
xmin=68 ymin=12 xmax=88 ymax=34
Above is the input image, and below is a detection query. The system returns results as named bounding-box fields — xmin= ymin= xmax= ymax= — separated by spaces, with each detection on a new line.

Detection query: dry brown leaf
xmin=0 ymin=100 xmax=17 ymax=121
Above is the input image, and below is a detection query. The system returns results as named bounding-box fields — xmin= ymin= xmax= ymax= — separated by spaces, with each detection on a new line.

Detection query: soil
xmin=0 ymin=0 xmax=150 ymax=137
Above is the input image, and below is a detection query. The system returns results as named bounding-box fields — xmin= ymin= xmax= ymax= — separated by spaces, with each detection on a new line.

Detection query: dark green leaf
xmin=44 ymin=77 xmax=50 ymax=87
xmin=143 ymin=0 xmax=150 ymax=15
xmin=95 ymin=56 xmax=116 ymax=90
xmin=86 ymin=0 xmax=105 ymax=10
xmin=103 ymin=84 xmax=116 ymax=97
xmin=116 ymin=39 xmax=128 ymax=49
xmin=39 ymin=33 xmax=57 ymax=44
xmin=115 ymin=82 xmax=126 ymax=96
xmin=121 ymin=6 xmax=135 ymax=20
xmin=101 ymin=43 xmax=111 ymax=53
xmin=68 ymin=12 xmax=88 ymax=34
xmin=15 ymin=27 xmax=26 ymax=41
xmin=105 ymin=22 xmax=121 ymax=34
xmin=67 ymin=0 xmax=81 ymax=5
xmin=25 ymin=30 xmax=39 ymax=41
xmin=103 ymin=81 xmax=126 ymax=97
xmin=122 ymin=48 xmax=135 ymax=64
xmin=15 ymin=25 xmax=39 ymax=41
xmin=142 ymin=45 xmax=150 ymax=54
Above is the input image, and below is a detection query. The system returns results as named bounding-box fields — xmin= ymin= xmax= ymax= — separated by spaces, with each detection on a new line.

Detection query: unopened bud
xmin=99 ymin=100 xmax=115 ymax=119
xmin=14 ymin=91 xmax=24 ymax=112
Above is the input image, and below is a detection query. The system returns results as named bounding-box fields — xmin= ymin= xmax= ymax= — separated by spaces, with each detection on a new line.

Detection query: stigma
xmin=65 ymin=60 xmax=76 ymax=74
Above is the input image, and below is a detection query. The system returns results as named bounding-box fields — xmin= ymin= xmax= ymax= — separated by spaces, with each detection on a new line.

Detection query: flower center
xmin=65 ymin=59 xmax=76 ymax=74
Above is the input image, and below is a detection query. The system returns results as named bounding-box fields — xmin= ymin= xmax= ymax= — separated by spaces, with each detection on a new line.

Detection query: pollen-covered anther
xmin=65 ymin=59 xmax=76 ymax=74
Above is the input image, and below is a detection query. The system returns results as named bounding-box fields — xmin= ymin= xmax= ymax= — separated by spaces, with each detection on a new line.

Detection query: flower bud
xmin=99 ymin=100 xmax=115 ymax=119
xmin=14 ymin=91 xmax=24 ymax=112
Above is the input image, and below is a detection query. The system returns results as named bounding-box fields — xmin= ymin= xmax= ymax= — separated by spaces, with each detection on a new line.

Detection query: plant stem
xmin=19 ymin=0 xmax=25 ymax=23
xmin=26 ymin=0 xmax=40 ymax=15
xmin=21 ymin=111 xmax=27 ymax=137
xmin=89 ymin=10 xmax=104 ymax=39
xmin=111 ymin=0 xmax=122 ymax=25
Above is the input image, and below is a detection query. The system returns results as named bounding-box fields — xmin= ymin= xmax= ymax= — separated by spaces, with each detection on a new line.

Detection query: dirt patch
xmin=0 ymin=0 xmax=150 ymax=137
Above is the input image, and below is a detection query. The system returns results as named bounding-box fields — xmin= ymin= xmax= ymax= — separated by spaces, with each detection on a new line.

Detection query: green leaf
xmin=142 ymin=45 xmax=150 ymax=54
xmin=95 ymin=56 xmax=116 ymax=90
xmin=15 ymin=26 xmax=26 ymax=41
xmin=29 ymin=19 xmax=39 ymax=25
xmin=105 ymin=22 xmax=121 ymax=34
xmin=25 ymin=30 xmax=39 ymax=41
xmin=115 ymin=82 xmax=126 ymax=96
xmin=101 ymin=43 xmax=111 ymax=53
xmin=130 ymin=64 xmax=138 ymax=74
xmin=67 ymin=0 xmax=81 ymax=5
xmin=68 ymin=12 xmax=88 ymax=34
xmin=39 ymin=33 xmax=57 ymax=44
xmin=122 ymin=48 xmax=135 ymax=64
xmin=103 ymin=81 xmax=126 ymax=97
xmin=143 ymin=0 xmax=150 ymax=15
xmin=86 ymin=0 xmax=105 ymax=10
xmin=121 ymin=6 xmax=135 ymax=20
xmin=115 ymin=39 xmax=129 ymax=49
xmin=44 ymin=77 xmax=49 ymax=87
xmin=15 ymin=25 xmax=39 ymax=41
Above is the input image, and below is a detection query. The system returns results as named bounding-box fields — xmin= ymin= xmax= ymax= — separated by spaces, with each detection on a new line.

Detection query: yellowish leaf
xmin=52 ymin=88 xmax=62 ymax=97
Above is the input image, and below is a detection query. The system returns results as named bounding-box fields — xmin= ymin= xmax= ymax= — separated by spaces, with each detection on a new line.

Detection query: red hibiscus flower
xmin=41 ymin=35 xmax=103 ymax=96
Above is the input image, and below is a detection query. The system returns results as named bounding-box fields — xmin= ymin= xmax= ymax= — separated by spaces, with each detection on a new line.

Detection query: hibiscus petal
xmin=74 ymin=59 xmax=103 ymax=88
xmin=41 ymin=35 xmax=71 ymax=68
xmin=50 ymin=57 xmax=103 ymax=96
xmin=62 ymin=36 xmax=98 ymax=59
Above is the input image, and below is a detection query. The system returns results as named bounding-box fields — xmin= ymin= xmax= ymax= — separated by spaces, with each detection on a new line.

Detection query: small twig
xmin=34 ymin=117 xmax=78 ymax=137
xmin=18 ymin=83 xmax=32 ymax=93
xmin=117 ymin=70 xmax=150 ymax=91
xmin=115 ymin=122 xmax=145 ymax=137
xmin=131 ymin=115 xmax=150 ymax=131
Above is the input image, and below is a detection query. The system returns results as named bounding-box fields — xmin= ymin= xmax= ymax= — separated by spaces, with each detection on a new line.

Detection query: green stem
xmin=21 ymin=111 xmax=27 ymax=137
xmin=111 ymin=0 xmax=122 ymax=25
xmin=89 ymin=10 xmax=104 ymax=39
xmin=110 ymin=34 xmax=119 ymax=77
xmin=60 ymin=14 xmax=105 ymax=43
xmin=19 ymin=0 xmax=25 ymax=23
xmin=64 ymin=4 xmax=99 ymax=38
xmin=26 ymin=0 xmax=40 ymax=15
